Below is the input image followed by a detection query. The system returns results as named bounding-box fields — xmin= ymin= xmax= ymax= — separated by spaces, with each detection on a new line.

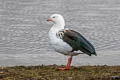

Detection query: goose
xmin=47 ymin=14 xmax=96 ymax=70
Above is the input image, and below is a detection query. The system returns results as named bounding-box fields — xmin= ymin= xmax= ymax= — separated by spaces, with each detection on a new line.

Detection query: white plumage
xmin=48 ymin=14 xmax=72 ymax=55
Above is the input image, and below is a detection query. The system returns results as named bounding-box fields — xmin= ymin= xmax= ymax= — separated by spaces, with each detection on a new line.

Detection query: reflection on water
xmin=0 ymin=0 xmax=120 ymax=66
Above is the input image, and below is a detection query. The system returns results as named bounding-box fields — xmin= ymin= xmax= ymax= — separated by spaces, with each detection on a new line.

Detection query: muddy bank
xmin=0 ymin=65 xmax=120 ymax=80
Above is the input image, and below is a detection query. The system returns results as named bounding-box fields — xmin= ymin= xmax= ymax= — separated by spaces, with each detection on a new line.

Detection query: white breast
xmin=48 ymin=27 xmax=72 ymax=54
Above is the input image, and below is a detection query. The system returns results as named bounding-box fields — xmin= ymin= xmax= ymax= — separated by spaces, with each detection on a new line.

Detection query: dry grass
xmin=0 ymin=65 xmax=120 ymax=80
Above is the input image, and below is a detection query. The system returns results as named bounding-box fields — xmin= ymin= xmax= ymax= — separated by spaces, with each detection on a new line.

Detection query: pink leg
xmin=59 ymin=56 xmax=72 ymax=70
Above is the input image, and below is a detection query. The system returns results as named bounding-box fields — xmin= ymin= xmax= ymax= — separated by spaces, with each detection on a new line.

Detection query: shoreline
xmin=0 ymin=50 xmax=120 ymax=67
xmin=0 ymin=65 xmax=120 ymax=80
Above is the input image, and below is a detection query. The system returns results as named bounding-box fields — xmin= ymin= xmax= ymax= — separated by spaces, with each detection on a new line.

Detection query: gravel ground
xmin=0 ymin=65 xmax=120 ymax=80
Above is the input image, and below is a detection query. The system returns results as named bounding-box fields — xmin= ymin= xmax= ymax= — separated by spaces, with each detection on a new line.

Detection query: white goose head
xmin=47 ymin=14 xmax=65 ymax=28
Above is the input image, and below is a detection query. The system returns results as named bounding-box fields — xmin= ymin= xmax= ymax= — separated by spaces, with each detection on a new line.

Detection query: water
xmin=0 ymin=0 xmax=120 ymax=66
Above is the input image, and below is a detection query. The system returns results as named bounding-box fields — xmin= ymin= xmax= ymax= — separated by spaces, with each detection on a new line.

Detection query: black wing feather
xmin=61 ymin=29 xmax=96 ymax=56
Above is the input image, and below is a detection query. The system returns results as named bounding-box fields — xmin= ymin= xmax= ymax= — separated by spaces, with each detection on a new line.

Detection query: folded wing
xmin=61 ymin=29 xmax=96 ymax=56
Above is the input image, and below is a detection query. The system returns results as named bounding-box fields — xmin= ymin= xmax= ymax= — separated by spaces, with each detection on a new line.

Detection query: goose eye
xmin=53 ymin=16 xmax=55 ymax=18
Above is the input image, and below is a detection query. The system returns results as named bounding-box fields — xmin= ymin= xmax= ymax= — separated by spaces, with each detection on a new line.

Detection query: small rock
xmin=67 ymin=77 xmax=72 ymax=80
xmin=111 ymin=76 xmax=120 ymax=80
